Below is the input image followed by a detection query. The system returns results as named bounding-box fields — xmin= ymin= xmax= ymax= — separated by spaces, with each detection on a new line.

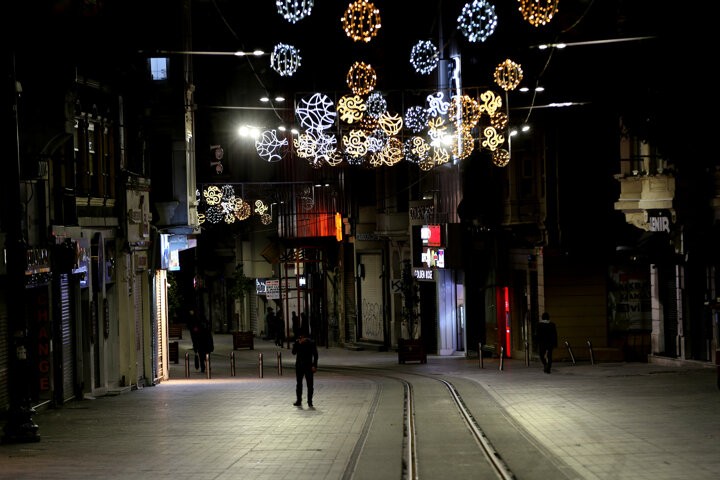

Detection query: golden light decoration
xmin=379 ymin=137 xmax=404 ymax=166
xmin=404 ymin=136 xmax=431 ymax=164
xmin=518 ymin=0 xmax=559 ymax=27
xmin=203 ymin=185 xmax=223 ymax=206
xmin=341 ymin=0 xmax=382 ymax=43
xmin=492 ymin=148 xmax=510 ymax=167
xmin=346 ymin=61 xmax=377 ymax=95
xmin=325 ymin=150 xmax=344 ymax=167
xmin=478 ymin=90 xmax=502 ymax=116
xmin=449 ymin=95 xmax=481 ymax=131
xmin=260 ymin=213 xmax=272 ymax=225
xmin=254 ymin=200 xmax=268 ymax=216
xmin=343 ymin=129 xmax=369 ymax=158
xmin=368 ymin=151 xmax=384 ymax=168
xmin=490 ymin=111 xmax=508 ymax=131
xmin=418 ymin=157 xmax=435 ymax=171
xmin=481 ymin=126 xmax=505 ymax=151
xmin=432 ymin=145 xmax=450 ymax=166
xmin=337 ymin=94 xmax=367 ymax=123
xmin=378 ymin=111 xmax=403 ymax=135
xmin=451 ymin=130 xmax=475 ymax=160
xmin=293 ymin=133 xmax=317 ymax=158
xmin=235 ymin=199 xmax=251 ymax=221
xmin=494 ymin=59 xmax=524 ymax=91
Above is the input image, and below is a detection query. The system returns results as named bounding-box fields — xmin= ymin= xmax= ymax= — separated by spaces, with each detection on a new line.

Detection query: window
xmin=149 ymin=58 xmax=168 ymax=81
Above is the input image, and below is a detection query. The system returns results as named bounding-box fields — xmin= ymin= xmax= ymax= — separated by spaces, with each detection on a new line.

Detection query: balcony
xmin=614 ymin=171 xmax=676 ymax=230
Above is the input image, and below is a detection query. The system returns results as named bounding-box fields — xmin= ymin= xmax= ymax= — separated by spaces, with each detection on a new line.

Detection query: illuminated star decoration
xmin=255 ymin=130 xmax=288 ymax=162
xmin=296 ymin=93 xmax=337 ymax=131
xmin=518 ymin=0 xmax=559 ymax=27
xmin=270 ymin=43 xmax=302 ymax=77
xmin=366 ymin=92 xmax=388 ymax=118
xmin=346 ymin=61 xmax=377 ymax=95
xmin=494 ymin=59 xmax=523 ymax=91
xmin=410 ymin=40 xmax=439 ymax=75
xmin=457 ymin=0 xmax=498 ymax=43
xmin=276 ymin=0 xmax=314 ymax=24
xmin=341 ymin=0 xmax=382 ymax=43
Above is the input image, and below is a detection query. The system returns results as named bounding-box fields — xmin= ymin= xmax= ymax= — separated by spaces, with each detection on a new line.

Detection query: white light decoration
xmin=254 ymin=200 xmax=269 ymax=216
xmin=276 ymin=0 xmax=314 ymax=24
xmin=343 ymin=129 xmax=369 ymax=158
xmin=366 ymin=92 xmax=388 ymax=118
xmin=341 ymin=0 xmax=382 ymax=43
xmin=337 ymin=94 xmax=366 ymax=124
xmin=426 ymin=92 xmax=450 ymax=118
xmin=255 ymin=130 xmax=288 ymax=162
xmin=346 ymin=61 xmax=377 ymax=95
xmin=270 ymin=43 xmax=302 ymax=77
xmin=404 ymin=106 xmax=429 ymax=133
xmin=518 ymin=0 xmax=559 ymax=27
xmin=410 ymin=40 xmax=439 ymax=75
xmin=310 ymin=130 xmax=339 ymax=165
xmin=296 ymin=93 xmax=337 ymax=131
xmin=366 ymin=129 xmax=388 ymax=153
xmin=404 ymin=136 xmax=431 ymax=164
xmin=427 ymin=116 xmax=449 ymax=145
xmin=457 ymin=0 xmax=498 ymax=43
xmin=493 ymin=59 xmax=523 ymax=91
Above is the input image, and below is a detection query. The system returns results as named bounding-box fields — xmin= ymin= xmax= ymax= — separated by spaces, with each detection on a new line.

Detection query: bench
xmin=169 ymin=324 xmax=183 ymax=339
xmin=233 ymin=331 xmax=254 ymax=350
xmin=398 ymin=338 xmax=427 ymax=364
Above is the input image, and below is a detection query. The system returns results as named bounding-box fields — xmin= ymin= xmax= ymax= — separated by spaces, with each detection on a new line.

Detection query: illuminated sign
xmin=413 ymin=267 xmax=435 ymax=281
xmin=421 ymin=224 xmax=441 ymax=247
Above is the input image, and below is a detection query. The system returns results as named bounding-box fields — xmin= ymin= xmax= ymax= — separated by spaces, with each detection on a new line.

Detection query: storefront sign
xmin=413 ymin=267 xmax=435 ymax=281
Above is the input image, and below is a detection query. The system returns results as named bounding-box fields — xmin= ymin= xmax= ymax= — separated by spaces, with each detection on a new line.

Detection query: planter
xmin=232 ymin=331 xmax=254 ymax=350
xmin=397 ymin=338 xmax=426 ymax=364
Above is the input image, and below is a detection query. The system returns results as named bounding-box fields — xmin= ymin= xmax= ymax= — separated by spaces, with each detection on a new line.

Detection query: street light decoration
xmin=296 ymin=93 xmax=337 ymax=131
xmin=276 ymin=0 xmax=314 ymax=24
xmin=255 ymin=130 xmax=288 ymax=162
xmin=431 ymin=145 xmax=450 ymax=166
xmin=365 ymin=92 xmax=387 ymax=118
xmin=490 ymin=111 xmax=508 ymax=131
xmin=449 ymin=94 xmax=481 ymax=131
xmin=481 ymin=126 xmax=505 ymax=151
xmin=457 ymin=0 xmax=498 ymax=43
xmin=293 ymin=132 xmax=317 ymax=159
xmin=341 ymin=0 xmax=382 ymax=43
xmin=343 ymin=129 xmax=369 ymax=158
xmin=405 ymin=105 xmax=429 ymax=133
xmin=270 ymin=43 xmax=302 ymax=77
xmin=518 ymin=0 xmax=559 ymax=27
xmin=366 ymin=128 xmax=388 ymax=153
xmin=404 ymin=136 xmax=431 ymax=164
xmin=378 ymin=111 xmax=403 ymax=135
xmin=337 ymin=94 xmax=366 ymax=123
xmin=410 ymin=40 xmax=439 ymax=75
xmin=451 ymin=130 xmax=475 ymax=160
xmin=494 ymin=59 xmax=523 ymax=91
xmin=379 ymin=137 xmax=404 ymax=166
xmin=478 ymin=89 xmax=503 ymax=116
xmin=492 ymin=148 xmax=510 ymax=167
xmin=426 ymin=92 xmax=450 ymax=118
xmin=346 ymin=61 xmax=377 ymax=95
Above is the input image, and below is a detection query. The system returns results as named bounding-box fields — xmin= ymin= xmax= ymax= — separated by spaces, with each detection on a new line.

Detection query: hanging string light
xmin=341 ymin=0 xmax=382 ymax=43
xmin=270 ymin=43 xmax=302 ymax=77
xmin=276 ymin=0 xmax=314 ymax=24
xmin=492 ymin=148 xmax=510 ymax=167
xmin=404 ymin=106 xmax=429 ymax=133
xmin=457 ymin=0 xmax=498 ymax=43
xmin=449 ymin=95 xmax=481 ymax=131
xmin=346 ymin=61 xmax=377 ymax=95
xmin=366 ymin=92 xmax=388 ymax=118
xmin=410 ymin=40 xmax=439 ymax=75
xmin=494 ymin=59 xmax=524 ymax=91
xmin=518 ymin=0 xmax=559 ymax=27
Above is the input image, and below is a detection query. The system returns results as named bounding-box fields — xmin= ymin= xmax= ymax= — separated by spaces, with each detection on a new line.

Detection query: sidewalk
xmin=1 ymin=332 xmax=718 ymax=479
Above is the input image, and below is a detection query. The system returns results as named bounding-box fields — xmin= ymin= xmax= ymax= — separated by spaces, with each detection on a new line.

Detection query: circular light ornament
xmin=457 ymin=0 xmax=498 ymax=43
xmin=337 ymin=94 xmax=367 ymax=124
xmin=492 ymin=148 xmax=510 ymax=167
xmin=404 ymin=136 xmax=431 ymax=164
xmin=343 ymin=129 xmax=369 ymax=158
xmin=405 ymin=106 xmax=429 ymax=133
xmin=276 ymin=0 xmax=314 ymax=24
xmin=451 ymin=130 xmax=475 ymax=160
xmin=346 ymin=61 xmax=377 ymax=95
xmin=270 ymin=43 xmax=302 ymax=77
xmin=449 ymin=95 xmax=481 ymax=131
xmin=494 ymin=59 xmax=524 ymax=91
xmin=426 ymin=92 xmax=450 ymax=118
xmin=296 ymin=93 xmax=337 ymax=131
xmin=293 ymin=132 xmax=317 ymax=159
xmin=478 ymin=89 xmax=503 ymax=116
xmin=481 ymin=126 xmax=505 ymax=151
xmin=490 ymin=111 xmax=508 ymax=131
xmin=341 ymin=0 xmax=382 ymax=43
xmin=518 ymin=0 xmax=559 ymax=27
xmin=379 ymin=137 xmax=405 ymax=166
xmin=256 ymin=130 xmax=289 ymax=162
xmin=378 ymin=111 xmax=403 ymax=136
xmin=366 ymin=92 xmax=388 ymax=118
xmin=410 ymin=40 xmax=439 ymax=75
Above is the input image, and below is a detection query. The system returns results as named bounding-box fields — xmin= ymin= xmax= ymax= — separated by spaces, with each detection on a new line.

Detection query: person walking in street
xmin=291 ymin=311 xmax=300 ymax=339
xmin=264 ymin=307 xmax=275 ymax=341
xmin=188 ymin=307 xmax=214 ymax=373
xmin=292 ymin=327 xmax=318 ymax=407
xmin=274 ymin=309 xmax=286 ymax=347
xmin=537 ymin=312 xmax=558 ymax=374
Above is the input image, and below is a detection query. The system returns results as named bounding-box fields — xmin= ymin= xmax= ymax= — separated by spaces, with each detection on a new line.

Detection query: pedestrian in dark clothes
xmin=188 ymin=307 xmax=214 ymax=373
xmin=274 ymin=310 xmax=286 ymax=347
xmin=292 ymin=327 xmax=318 ymax=407
xmin=537 ymin=312 xmax=558 ymax=374
xmin=291 ymin=311 xmax=300 ymax=339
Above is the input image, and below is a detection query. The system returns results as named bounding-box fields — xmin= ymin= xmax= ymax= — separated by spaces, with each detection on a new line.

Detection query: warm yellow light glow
xmin=341 ymin=0 xmax=382 ymax=43
xmin=518 ymin=0 xmax=559 ymax=27
xmin=493 ymin=59 xmax=523 ymax=91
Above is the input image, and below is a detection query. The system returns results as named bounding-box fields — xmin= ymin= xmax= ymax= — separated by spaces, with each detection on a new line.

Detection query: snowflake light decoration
xmin=296 ymin=93 xmax=336 ymax=131
xmin=494 ymin=59 xmax=523 ymax=91
xmin=426 ymin=92 xmax=450 ymax=118
xmin=270 ymin=43 xmax=302 ymax=77
xmin=449 ymin=95 xmax=481 ymax=131
xmin=457 ymin=0 xmax=498 ymax=43
xmin=366 ymin=92 xmax=387 ymax=118
xmin=492 ymin=148 xmax=510 ymax=167
xmin=346 ymin=61 xmax=377 ymax=95
xmin=341 ymin=0 xmax=382 ymax=43
xmin=337 ymin=94 xmax=366 ymax=124
xmin=378 ymin=111 xmax=403 ymax=135
xmin=276 ymin=0 xmax=314 ymax=24
xmin=256 ymin=130 xmax=288 ymax=162
xmin=518 ymin=0 xmax=559 ymax=27
xmin=405 ymin=106 xmax=429 ymax=133
xmin=478 ymin=90 xmax=503 ymax=116
xmin=410 ymin=40 xmax=439 ymax=75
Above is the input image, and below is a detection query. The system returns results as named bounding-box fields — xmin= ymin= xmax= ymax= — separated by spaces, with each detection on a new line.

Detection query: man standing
xmin=537 ymin=312 xmax=558 ymax=374
xmin=292 ymin=327 xmax=318 ymax=407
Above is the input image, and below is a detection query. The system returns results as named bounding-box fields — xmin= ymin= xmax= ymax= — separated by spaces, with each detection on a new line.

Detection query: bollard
xmin=478 ymin=342 xmax=484 ymax=369
xmin=230 ymin=351 xmax=236 ymax=377
xmin=277 ymin=351 xmax=283 ymax=376
xmin=499 ymin=346 xmax=504 ymax=371
xmin=524 ymin=341 xmax=530 ymax=367
xmin=258 ymin=352 xmax=264 ymax=378
xmin=185 ymin=352 xmax=190 ymax=378
xmin=587 ymin=339 xmax=595 ymax=365
xmin=565 ymin=341 xmax=576 ymax=365
xmin=206 ymin=353 xmax=211 ymax=379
